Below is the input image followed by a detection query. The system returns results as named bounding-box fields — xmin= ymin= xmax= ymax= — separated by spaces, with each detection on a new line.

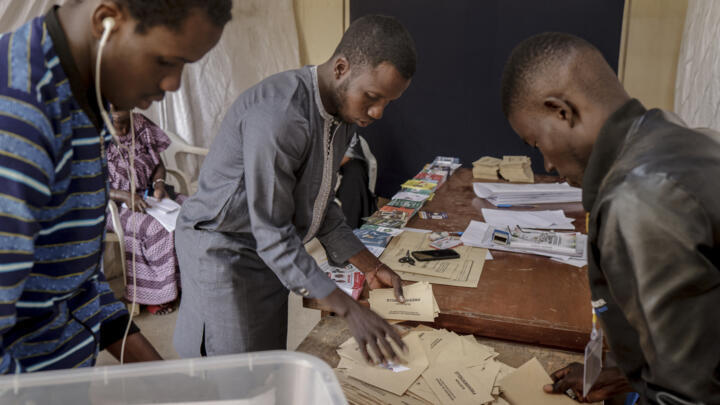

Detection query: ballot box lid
xmin=0 ymin=351 xmax=346 ymax=404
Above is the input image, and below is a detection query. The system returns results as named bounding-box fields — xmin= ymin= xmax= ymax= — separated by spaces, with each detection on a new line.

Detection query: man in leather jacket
xmin=500 ymin=32 xmax=720 ymax=405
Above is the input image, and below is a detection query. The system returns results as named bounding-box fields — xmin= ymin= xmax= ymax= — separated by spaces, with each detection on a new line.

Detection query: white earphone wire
xmin=95 ymin=17 xmax=139 ymax=365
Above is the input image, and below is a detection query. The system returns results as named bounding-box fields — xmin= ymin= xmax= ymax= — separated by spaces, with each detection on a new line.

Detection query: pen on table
xmin=496 ymin=204 xmax=537 ymax=208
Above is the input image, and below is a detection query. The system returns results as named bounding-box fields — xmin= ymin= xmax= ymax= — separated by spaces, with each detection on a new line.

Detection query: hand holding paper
xmin=369 ymin=282 xmax=439 ymax=322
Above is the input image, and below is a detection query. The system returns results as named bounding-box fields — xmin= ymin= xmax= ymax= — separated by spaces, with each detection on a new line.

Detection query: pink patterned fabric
xmin=105 ymin=113 xmax=182 ymax=305
xmin=107 ymin=113 xmax=170 ymax=193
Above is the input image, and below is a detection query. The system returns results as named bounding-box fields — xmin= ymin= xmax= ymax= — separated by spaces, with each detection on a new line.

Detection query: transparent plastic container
xmin=0 ymin=351 xmax=347 ymax=405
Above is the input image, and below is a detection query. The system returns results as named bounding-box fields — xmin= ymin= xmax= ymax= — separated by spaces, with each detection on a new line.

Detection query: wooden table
xmin=306 ymin=168 xmax=592 ymax=351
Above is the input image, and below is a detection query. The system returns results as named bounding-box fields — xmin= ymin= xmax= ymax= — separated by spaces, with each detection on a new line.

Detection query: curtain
xmin=675 ymin=0 xmax=720 ymax=129
xmin=140 ymin=0 xmax=301 ymax=179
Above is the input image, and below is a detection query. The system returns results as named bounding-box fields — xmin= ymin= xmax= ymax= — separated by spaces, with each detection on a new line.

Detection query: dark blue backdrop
xmin=351 ymin=0 xmax=626 ymax=198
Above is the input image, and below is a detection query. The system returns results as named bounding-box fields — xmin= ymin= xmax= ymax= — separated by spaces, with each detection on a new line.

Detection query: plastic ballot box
xmin=0 ymin=351 xmax=346 ymax=405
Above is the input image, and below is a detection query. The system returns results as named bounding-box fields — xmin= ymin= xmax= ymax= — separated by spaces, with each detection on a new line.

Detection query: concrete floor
xmin=97 ymin=270 xmax=321 ymax=365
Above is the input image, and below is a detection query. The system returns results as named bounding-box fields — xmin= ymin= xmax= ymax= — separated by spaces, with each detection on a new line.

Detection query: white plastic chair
xmin=161 ymin=131 xmax=209 ymax=195
xmin=357 ymin=135 xmax=377 ymax=194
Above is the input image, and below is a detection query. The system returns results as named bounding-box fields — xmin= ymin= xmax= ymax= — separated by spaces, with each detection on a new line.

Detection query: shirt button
xmin=297 ymin=288 xmax=309 ymax=296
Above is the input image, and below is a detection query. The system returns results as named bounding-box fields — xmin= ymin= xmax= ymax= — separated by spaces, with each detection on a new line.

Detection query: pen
xmin=143 ymin=189 xmax=149 ymax=200
xmin=496 ymin=204 xmax=537 ymax=208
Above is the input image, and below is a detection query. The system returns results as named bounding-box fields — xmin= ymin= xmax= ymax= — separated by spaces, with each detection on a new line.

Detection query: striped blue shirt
xmin=0 ymin=11 xmax=130 ymax=373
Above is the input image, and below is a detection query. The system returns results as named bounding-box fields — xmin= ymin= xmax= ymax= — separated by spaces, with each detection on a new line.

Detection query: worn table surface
xmin=306 ymin=168 xmax=592 ymax=351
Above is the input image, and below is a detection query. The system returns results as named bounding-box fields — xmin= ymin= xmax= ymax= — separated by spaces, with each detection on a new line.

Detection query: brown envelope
xmin=498 ymin=358 xmax=577 ymax=405
xmin=346 ymin=333 xmax=430 ymax=396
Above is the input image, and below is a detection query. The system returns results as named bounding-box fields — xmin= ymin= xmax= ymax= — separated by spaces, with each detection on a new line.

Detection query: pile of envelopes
xmin=472 ymin=156 xmax=503 ymax=180
xmin=472 ymin=155 xmax=534 ymax=183
xmin=335 ymin=325 xmax=579 ymax=405
xmin=498 ymin=156 xmax=534 ymax=183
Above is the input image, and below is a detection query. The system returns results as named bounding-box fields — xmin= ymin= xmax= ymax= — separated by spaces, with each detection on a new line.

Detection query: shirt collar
xmin=44 ymin=5 xmax=103 ymax=132
xmin=310 ymin=65 xmax=337 ymax=123
xmin=582 ymin=98 xmax=647 ymax=211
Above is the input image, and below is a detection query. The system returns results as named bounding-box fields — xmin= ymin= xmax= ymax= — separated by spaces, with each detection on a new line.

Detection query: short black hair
xmin=333 ymin=15 xmax=417 ymax=79
xmin=501 ymin=32 xmax=596 ymax=118
xmin=115 ymin=0 xmax=232 ymax=33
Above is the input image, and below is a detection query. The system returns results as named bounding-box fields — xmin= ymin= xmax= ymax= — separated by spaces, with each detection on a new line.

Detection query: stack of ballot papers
xmin=473 ymin=156 xmax=502 ymax=180
xmin=461 ymin=220 xmax=587 ymax=267
xmin=473 ymin=182 xmax=581 ymax=206
xmin=335 ymin=325 xmax=575 ymax=404
xmin=498 ymin=156 xmax=534 ymax=183
xmin=481 ymin=209 xmax=575 ymax=230
xmin=369 ymin=282 xmax=439 ymax=322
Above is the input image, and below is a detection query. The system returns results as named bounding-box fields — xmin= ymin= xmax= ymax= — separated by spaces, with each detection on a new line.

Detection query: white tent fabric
xmin=140 ymin=0 xmax=301 ymax=149
xmin=0 ymin=0 xmax=301 ymax=179
xmin=0 ymin=0 xmax=66 ymax=33
xmin=675 ymin=0 xmax=720 ymax=130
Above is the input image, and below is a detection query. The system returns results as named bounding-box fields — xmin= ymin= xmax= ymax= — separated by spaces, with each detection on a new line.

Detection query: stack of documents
xmin=481 ymin=209 xmax=575 ymax=230
xmin=498 ymin=156 xmax=534 ymax=183
xmin=337 ymin=324 xmax=584 ymax=404
xmin=369 ymin=282 xmax=439 ymax=322
xmin=473 ymin=156 xmax=502 ymax=180
xmin=473 ymin=182 xmax=582 ymax=206
xmin=461 ymin=220 xmax=587 ymax=267
xmin=379 ymin=231 xmax=488 ymax=287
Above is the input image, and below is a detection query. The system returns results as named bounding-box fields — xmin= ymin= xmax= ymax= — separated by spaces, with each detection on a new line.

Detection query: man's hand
xmin=318 ymin=288 xmax=407 ymax=365
xmin=366 ymin=263 xmax=405 ymax=303
xmin=543 ymin=362 xmax=633 ymax=402
xmin=348 ymin=249 xmax=405 ymax=303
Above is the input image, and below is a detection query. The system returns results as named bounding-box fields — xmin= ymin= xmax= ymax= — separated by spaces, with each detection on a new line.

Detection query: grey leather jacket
xmin=583 ymin=99 xmax=720 ymax=404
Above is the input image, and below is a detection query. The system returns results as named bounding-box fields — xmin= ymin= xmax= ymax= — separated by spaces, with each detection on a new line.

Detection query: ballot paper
xmin=391 ymin=191 xmax=432 ymax=202
xmin=381 ymin=231 xmax=487 ymax=287
xmin=473 ymin=182 xmax=582 ymax=205
xmin=126 ymin=197 xmax=181 ymax=232
xmin=498 ymin=358 xmax=578 ymax=405
xmin=481 ymin=209 xmax=575 ymax=230
xmin=305 ymin=239 xmax=365 ymax=299
xmin=360 ymin=224 xmax=405 ymax=236
xmin=369 ymin=282 xmax=439 ymax=322
xmin=343 ymin=333 xmax=430 ymax=396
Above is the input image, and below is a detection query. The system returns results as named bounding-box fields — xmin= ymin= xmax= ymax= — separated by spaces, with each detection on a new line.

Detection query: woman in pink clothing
xmin=106 ymin=110 xmax=186 ymax=315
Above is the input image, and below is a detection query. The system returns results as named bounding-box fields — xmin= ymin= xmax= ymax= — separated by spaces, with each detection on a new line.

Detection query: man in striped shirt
xmin=0 ymin=0 xmax=230 ymax=373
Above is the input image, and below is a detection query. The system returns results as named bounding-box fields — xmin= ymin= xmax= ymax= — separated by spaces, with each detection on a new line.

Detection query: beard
xmin=331 ymin=77 xmax=350 ymax=123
